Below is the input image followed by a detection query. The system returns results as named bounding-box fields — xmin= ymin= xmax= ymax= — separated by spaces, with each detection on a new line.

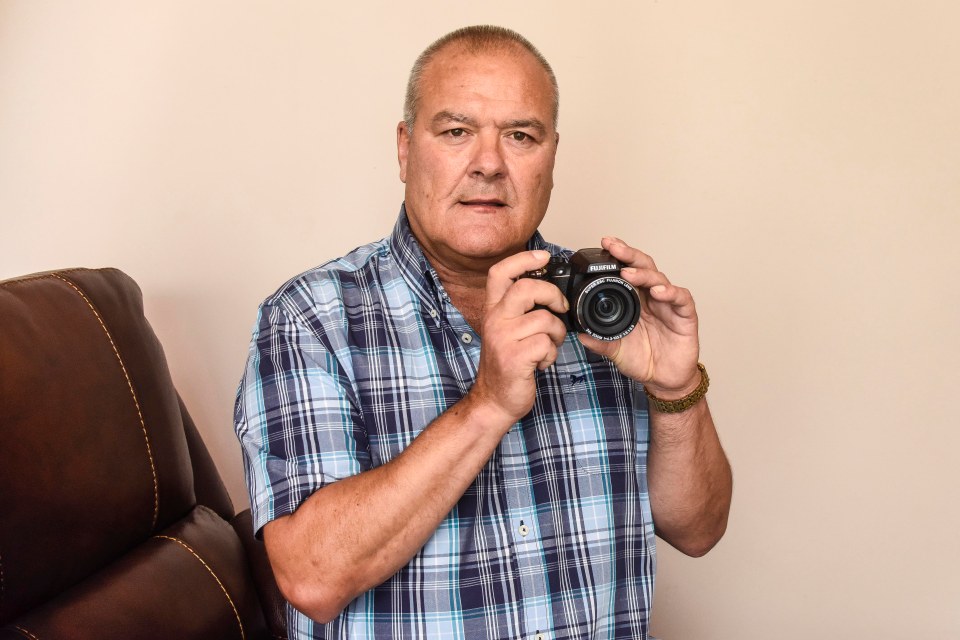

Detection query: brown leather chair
xmin=0 ymin=268 xmax=287 ymax=639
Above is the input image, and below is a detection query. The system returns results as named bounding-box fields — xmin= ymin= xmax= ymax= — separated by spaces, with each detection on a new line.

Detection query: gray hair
xmin=403 ymin=25 xmax=559 ymax=132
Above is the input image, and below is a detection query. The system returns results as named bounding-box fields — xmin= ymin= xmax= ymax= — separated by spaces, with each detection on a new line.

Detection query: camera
xmin=522 ymin=248 xmax=641 ymax=341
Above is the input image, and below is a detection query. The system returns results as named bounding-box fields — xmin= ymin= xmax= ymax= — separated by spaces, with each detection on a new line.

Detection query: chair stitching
xmin=0 ymin=269 xmax=89 ymax=289
xmin=153 ymin=535 xmax=246 ymax=640
xmin=12 ymin=625 xmax=40 ymax=640
xmin=0 ymin=547 xmax=4 ymax=617
xmin=51 ymin=273 xmax=160 ymax=530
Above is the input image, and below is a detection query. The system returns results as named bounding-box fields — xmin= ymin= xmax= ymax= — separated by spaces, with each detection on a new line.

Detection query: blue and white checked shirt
xmin=235 ymin=207 xmax=656 ymax=639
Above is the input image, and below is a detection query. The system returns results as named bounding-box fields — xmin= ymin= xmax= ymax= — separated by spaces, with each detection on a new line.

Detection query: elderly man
xmin=236 ymin=25 xmax=732 ymax=640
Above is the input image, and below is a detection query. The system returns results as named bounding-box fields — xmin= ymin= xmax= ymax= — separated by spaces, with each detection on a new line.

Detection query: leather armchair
xmin=0 ymin=268 xmax=287 ymax=639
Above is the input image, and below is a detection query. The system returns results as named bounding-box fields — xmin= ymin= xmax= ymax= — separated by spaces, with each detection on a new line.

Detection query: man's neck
xmin=430 ymin=260 xmax=488 ymax=334
xmin=408 ymin=226 xmax=531 ymax=335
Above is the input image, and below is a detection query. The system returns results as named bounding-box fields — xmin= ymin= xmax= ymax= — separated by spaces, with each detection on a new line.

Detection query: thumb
xmin=578 ymin=333 xmax=621 ymax=362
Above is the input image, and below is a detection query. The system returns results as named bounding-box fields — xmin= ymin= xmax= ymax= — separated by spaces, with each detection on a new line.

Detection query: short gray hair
xmin=403 ymin=25 xmax=559 ymax=132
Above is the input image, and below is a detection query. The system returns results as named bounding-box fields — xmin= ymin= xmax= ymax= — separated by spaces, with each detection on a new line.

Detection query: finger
xmin=486 ymin=250 xmax=552 ymax=306
xmin=512 ymin=308 xmax=568 ymax=347
xmin=517 ymin=333 xmax=559 ymax=371
xmin=498 ymin=277 xmax=569 ymax=318
xmin=537 ymin=347 xmax=559 ymax=370
xmin=601 ymin=236 xmax=657 ymax=270
xmin=485 ymin=305 xmax=567 ymax=351
xmin=617 ymin=267 xmax=697 ymax=320
xmin=619 ymin=266 xmax=671 ymax=290
xmin=647 ymin=284 xmax=697 ymax=318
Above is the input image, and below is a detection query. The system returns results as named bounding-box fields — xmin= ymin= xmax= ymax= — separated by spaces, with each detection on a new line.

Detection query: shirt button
xmin=461 ymin=332 xmax=473 ymax=344
xmin=429 ymin=309 xmax=438 ymax=318
xmin=535 ymin=635 xmax=545 ymax=640
xmin=519 ymin=524 xmax=530 ymax=537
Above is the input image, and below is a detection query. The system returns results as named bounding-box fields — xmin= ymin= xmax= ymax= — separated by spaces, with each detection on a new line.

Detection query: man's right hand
xmin=470 ymin=250 xmax=570 ymax=423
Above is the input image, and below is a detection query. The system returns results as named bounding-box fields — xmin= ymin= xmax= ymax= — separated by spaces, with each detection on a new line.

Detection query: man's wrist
xmin=459 ymin=387 xmax=522 ymax=437
xmin=643 ymin=363 xmax=710 ymax=414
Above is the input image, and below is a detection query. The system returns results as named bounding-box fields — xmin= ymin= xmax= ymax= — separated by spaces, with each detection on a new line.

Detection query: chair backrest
xmin=0 ymin=268 xmax=271 ymax=639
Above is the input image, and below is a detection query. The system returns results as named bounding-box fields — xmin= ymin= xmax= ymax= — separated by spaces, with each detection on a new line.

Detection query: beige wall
xmin=2 ymin=1 xmax=958 ymax=636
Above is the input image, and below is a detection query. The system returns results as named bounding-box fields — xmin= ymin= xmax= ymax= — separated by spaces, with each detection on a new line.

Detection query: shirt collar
xmin=388 ymin=203 xmax=564 ymax=307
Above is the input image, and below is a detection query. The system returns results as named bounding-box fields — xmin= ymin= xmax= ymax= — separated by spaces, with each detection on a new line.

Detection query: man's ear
xmin=397 ymin=121 xmax=410 ymax=183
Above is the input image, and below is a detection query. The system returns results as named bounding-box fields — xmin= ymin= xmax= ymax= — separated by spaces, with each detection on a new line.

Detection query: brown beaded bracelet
xmin=643 ymin=363 xmax=710 ymax=413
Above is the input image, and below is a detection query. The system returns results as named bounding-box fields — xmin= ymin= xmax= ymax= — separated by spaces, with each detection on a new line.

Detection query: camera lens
xmin=574 ymin=277 xmax=641 ymax=340
xmin=592 ymin=291 xmax=625 ymax=325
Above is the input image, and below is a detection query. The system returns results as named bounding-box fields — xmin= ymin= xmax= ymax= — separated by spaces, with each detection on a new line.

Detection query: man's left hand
xmin=578 ymin=237 xmax=702 ymax=398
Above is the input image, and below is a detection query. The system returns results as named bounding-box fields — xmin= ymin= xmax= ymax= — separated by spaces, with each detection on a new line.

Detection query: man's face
xmin=397 ymin=44 xmax=559 ymax=274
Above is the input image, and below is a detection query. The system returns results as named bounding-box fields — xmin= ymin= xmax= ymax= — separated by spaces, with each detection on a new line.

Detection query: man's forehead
xmin=423 ymin=43 xmax=549 ymax=87
xmin=418 ymin=46 xmax=554 ymax=119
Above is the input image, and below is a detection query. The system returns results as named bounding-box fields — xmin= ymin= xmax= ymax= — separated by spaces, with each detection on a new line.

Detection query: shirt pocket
xmin=536 ymin=361 xmax=604 ymax=478
xmin=546 ymin=351 xmax=637 ymax=480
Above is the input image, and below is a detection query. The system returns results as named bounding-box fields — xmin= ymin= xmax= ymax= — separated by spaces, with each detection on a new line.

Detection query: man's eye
xmin=511 ymin=132 xmax=531 ymax=142
xmin=449 ymin=128 xmax=465 ymax=137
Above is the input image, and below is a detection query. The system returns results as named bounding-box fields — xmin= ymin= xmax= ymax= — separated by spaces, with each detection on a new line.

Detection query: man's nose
xmin=468 ymin=132 xmax=507 ymax=180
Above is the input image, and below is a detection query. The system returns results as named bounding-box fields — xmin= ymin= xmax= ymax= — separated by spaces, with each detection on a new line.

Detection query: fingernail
xmin=651 ymin=285 xmax=666 ymax=294
xmin=534 ymin=250 xmax=550 ymax=259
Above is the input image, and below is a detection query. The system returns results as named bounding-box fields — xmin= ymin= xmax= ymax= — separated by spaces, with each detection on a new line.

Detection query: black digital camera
xmin=522 ymin=248 xmax=641 ymax=341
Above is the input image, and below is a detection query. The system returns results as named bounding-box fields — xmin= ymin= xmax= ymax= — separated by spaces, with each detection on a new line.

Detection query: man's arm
xmin=578 ymin=237 xmax=732 ymax=557
xmin=260 ymin=251 xmax=568 ymax=623
xmin=646 ymin=393 xmax=732 ymax=557
xmin=264 ymin=391 xmax=513 ymax=623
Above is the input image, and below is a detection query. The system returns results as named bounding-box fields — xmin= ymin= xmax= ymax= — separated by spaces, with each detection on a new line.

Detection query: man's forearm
xmin=647 ymin=399 xmax=732 ymax=557
xmin=264 ymin=391 xmax=514 ymax=623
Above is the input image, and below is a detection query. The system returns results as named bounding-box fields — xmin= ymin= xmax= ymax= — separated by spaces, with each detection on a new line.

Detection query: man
xmin=236 ymin=25 xmax=732 ymax=640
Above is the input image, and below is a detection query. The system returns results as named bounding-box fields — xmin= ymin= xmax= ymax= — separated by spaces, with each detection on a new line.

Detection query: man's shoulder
xmin=262 ymin=237 xmax=394 ymax=317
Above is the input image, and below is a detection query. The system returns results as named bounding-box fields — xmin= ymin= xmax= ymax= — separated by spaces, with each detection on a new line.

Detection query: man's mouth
xmin=459 ymin=198 xmax=507 ymax=208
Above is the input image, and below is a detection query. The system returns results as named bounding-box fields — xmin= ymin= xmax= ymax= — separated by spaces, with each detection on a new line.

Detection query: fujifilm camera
xmin=522 ymin=248 xmax=641 ymax=341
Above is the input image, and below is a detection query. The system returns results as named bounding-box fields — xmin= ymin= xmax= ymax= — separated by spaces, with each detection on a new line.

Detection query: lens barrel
xmin=574 ymin=276 xmax=641 ymax=340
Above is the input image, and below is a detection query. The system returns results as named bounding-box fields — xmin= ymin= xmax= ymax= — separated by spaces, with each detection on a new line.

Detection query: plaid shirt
xmin=235 ymin=207 xmax=655 ymax=640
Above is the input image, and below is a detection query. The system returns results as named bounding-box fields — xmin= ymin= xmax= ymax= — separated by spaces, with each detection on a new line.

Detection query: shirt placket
xmin=449 ymin=315 xmax=554 ymax=640
xmin=438 ymin=291 xmax=554 ymax=640
xmin=499 ymin=426 xmax=553 ymax=640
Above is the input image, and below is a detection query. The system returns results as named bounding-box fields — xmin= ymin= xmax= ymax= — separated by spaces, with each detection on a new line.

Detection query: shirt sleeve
xmin=234 ymin=295 xmax=370 ymax=538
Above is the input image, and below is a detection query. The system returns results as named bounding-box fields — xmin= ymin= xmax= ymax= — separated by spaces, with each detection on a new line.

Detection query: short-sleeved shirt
xmin=235 ymin=206 xmax=656 ymax=640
